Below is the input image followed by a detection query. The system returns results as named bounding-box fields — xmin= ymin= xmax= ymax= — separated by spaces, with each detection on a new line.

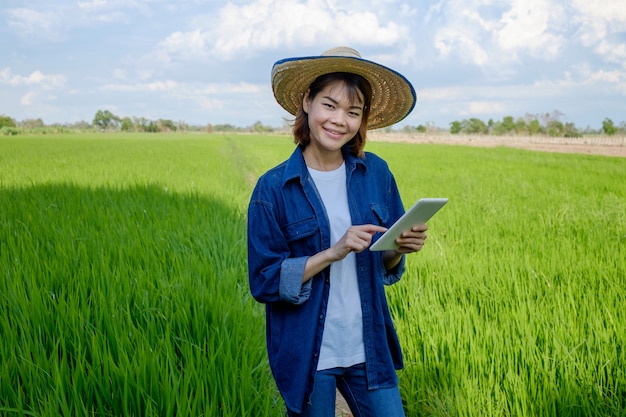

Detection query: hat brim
xmin=271 ymin=54 xmax=416 ymax=130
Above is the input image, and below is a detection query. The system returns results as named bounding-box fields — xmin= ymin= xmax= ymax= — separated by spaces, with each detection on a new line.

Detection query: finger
xmin=353 ymin=224 xmax=388 ymax=235
xmin=396 ymin=241 xmax=424 ymax=253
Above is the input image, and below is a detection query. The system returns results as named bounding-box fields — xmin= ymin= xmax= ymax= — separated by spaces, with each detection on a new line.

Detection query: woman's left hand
xmin=394 ymin=223 xmax=428 ymax=254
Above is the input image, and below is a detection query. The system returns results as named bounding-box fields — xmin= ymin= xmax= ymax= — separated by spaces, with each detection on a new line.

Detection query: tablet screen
xmin=369 ymin=198 xmax=448 ymax=251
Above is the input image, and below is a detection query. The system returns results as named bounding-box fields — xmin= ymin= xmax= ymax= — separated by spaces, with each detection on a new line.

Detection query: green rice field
xmin=1 ymin=133 xmax=625 ymax=416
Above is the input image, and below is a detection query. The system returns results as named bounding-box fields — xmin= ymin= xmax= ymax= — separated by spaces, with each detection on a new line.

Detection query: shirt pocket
xmin=370 ymin=203 xmax=389 ymax=227
xmin=282 ymin=216 xmax=318 ymax=243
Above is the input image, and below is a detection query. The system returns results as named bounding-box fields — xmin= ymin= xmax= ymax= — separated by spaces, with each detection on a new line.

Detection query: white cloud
xmin=99 ymin=79 xmax=262 ymax=100
xmin=94 ymin=77 xmax=267 ymax=118
xmin=588 ymin=69 xmax=623 ymax=84
xmin=494 ymin=0 xmax=565 ymax=60
xmin=465 ymin=101 xmax=506 ymax=115
xmin=77 ymin=0 xmax=109 ymax=10
xmin=431 ymin=0 xmax=570 ymax=66
xmin=0 ymin=68 xmax=66 ymax=89
xmin=20 ymin=91 xmax=36 ymax=106
xmin=571 ymin=0 xmax=626 ymax=63
xmin=574 ymin=65 xmax=626 ymax=93
xmin=6 ymin=8 xmax=58 ymax=37
xmin=596 ymin=39 xmax=626 ymax=63
xmin=155 ymin=0 xmax=406 ymax=62
xmin=571 ymin=0 xmax=626 ymax=24
xmin=435 ymin=27 xmax=489 ymax=66
xmin=5 ymin=2 xmax=134 ymax=40
xmin=158 ymin=30 xmax=211 ymax=62
xmin=430 ymin=0 xmax=497 ymax=66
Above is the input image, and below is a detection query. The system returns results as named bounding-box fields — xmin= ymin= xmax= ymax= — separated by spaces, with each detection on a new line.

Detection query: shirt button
xmin=319 ymin=314 xmax=324 ymax=320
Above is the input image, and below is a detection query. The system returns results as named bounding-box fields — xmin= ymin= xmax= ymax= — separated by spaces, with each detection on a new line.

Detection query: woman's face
xmin=303 ymin=80 xmax=364 ymax=155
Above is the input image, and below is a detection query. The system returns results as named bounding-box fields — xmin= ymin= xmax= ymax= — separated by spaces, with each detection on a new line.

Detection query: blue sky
xmin=1 ymin=0 xmax=625 ymax=130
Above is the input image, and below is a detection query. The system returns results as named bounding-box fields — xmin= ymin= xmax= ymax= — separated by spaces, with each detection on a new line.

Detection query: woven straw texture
xmin=271 ymin=47 xmax=416 ymax=130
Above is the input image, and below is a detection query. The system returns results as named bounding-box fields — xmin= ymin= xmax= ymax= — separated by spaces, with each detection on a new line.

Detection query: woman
xmin=247 ymin=47 xmax=427 ymax=416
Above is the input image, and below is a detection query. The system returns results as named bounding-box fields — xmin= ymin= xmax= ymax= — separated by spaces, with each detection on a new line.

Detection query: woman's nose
xmin=330 ymin=111 xmax=347 ymax=125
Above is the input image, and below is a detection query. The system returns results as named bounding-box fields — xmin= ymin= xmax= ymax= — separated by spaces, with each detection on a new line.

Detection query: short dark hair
xmin=292 ymin=72 xmax=372 ymax=157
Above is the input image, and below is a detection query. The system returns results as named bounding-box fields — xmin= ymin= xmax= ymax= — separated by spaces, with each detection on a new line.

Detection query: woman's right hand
xmin=302 ymin=224 xmax=386 ymax=283
xmin=331 ymin=224 xmax=388 ymax=260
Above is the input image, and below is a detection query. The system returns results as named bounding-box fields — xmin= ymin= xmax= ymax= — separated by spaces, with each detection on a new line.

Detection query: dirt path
xmin=335 ymin=391 xmax=351 ymax=416
xmin=369 ymin=133 xmax=626 ymax=158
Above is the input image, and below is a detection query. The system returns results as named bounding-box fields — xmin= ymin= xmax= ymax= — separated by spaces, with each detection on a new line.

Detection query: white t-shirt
xmin=308 ymin=163 xmax=365 ymax=370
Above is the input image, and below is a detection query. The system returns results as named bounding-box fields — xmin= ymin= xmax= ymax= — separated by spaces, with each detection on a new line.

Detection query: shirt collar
xmin=282 ymin=145 xmax=366 ymax=186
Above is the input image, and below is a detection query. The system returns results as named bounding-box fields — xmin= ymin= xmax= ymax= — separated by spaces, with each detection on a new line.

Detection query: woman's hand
xmin=394 ymin=223 xmax=428 ymax=254
xmin=383 ymin=223 xmax=428 ymax=270
xmin=302 ymin=224 xmax=386 ymax=283
xmin=331 ymin=224 xmax=388 ymax=260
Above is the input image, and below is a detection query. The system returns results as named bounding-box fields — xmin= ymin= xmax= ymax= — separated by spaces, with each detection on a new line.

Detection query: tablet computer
xmin=369 ymin=198 xmax=448 ymax=251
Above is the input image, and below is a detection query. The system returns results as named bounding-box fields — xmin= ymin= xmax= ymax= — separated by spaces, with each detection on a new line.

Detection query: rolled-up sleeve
xmin=248 ymin=175 xmax=313 ymax=306
xmin=381 ymin=254 xmax=405 ymax=285
xmin=279 ymin=257 xmax=312 ymax=304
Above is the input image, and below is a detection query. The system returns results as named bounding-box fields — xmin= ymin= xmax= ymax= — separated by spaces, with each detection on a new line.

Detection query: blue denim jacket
xmin=247 ymin=145 xmax=407 ymax=413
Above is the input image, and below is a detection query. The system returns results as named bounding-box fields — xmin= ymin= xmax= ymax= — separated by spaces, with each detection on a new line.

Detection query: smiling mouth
xmin=324 ymin=127 xmax=345 ymax=136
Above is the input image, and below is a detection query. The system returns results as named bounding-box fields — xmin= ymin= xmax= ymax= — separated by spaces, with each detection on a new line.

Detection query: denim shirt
xmin=247 ymin=145 xmax=407 ymax=413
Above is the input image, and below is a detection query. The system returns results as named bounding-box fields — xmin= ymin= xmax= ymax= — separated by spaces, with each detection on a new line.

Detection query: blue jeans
xmin=287 ymin=363 xmax=405 ymax=417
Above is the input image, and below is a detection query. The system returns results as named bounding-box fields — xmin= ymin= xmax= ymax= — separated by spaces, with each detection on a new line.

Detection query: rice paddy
xmin=1 ymin=133 xmax=624 ymax=416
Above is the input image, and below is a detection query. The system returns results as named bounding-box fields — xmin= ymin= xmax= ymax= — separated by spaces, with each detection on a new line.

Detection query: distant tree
xmin=547 ymin=120 xmax=564 ymax=137
xmin=145 ymin=121 xmax=159 ymax=133
xmin=563 ymin=122 xmax=581 ymax=138
xmin=176 ymin=120 xmax=189 ymax=131
xmin=251 ymin=120 xmax=273 ymax=133
xmin=0 ymin=115 xmax=16 ymax=128
xmin=450 ymin=120 xmax=462 ymax=134
xmin=602 ymin=118 xmax=617 ymax=135
xmin=501 ymin=116 xmax=515 ymax=133
xmin=93 ymin=110 xmax=120 ymax=131
xmin=66 ymin=120 xmax=91 ymax=130
xmin=416 ymin=125 xmax=427 ymax=133
xmin=21 ymin=118 xmax=45 ymax=129
xmin=541 ymin=110 xmax=564 ymax=128
xmin=158 ymin=119 xmax=177 ymax=132
xmin=514 ymin=118 xmax=527 ymax=135
xmin=120 ymin=117 xmax=134 ymax=132
xmin=491 ymin=121 xmax=506 ymax=135
xmin=465 ymin=118 xmax=488 ymax=134
xmin=133 ymin=117 xmax=150 ymax=132
xmin=527 ymin=119 xmax=543 ymax=136
xmin=214 ymin=124 xmax=238 ymax=132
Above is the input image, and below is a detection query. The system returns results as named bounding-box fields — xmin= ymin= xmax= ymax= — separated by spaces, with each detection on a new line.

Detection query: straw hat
xmin=271 ymin=46 xmax=416 ymax=130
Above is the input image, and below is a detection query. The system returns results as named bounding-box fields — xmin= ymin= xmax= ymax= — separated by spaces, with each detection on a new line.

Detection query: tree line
xmin=447 ymin=112 xmax=624 ymax=137
xmin=0 ymin=110 xmax=278 ymax=136
xmin=1 ymin=110 xmax=624 ymax=137
xmin=401 ymin=111 xmax=624 ymax=137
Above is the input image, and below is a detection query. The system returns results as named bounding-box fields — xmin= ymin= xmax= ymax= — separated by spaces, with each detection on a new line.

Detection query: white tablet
xmin=369 ymin=198 xmax=448 ymax=251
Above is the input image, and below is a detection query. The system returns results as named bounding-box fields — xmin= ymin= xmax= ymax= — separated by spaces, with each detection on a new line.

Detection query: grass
xmin=372 ymin=144 xmax=626 ymax=416
xmin=0 ymin=134 xmax=279 ymax=416
xmin=1 ymin=133 xmax=625 ymax=416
